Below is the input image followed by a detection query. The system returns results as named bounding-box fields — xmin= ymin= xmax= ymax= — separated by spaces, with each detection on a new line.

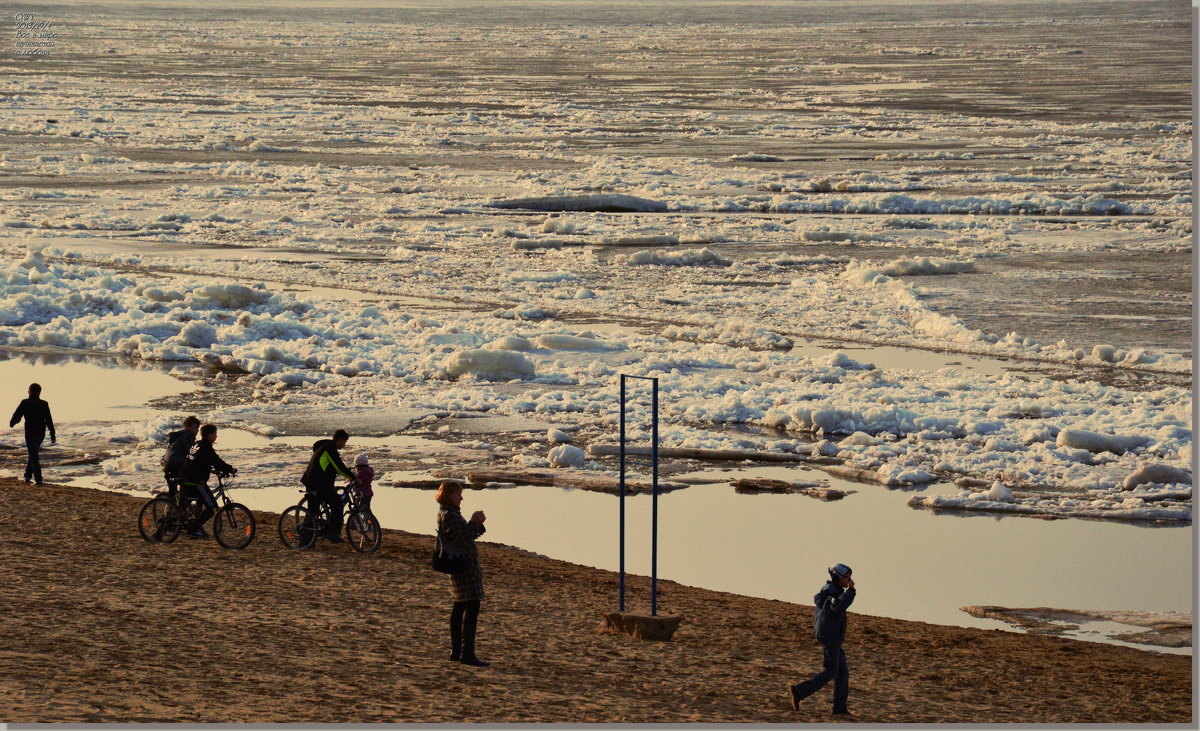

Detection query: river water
xmin=2 ymin=351 xmax=1189 ymax=655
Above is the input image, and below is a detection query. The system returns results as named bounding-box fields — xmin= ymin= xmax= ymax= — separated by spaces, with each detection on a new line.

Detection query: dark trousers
xmin=794 ymin=644 xmax=849 ymax=711
xmin=311 ymin=484 xmax=343 ymax=538
xmin=450 ymin=600 xmax=481 ymax=659
xmin=163 ymin=470 xmax=180 ymax=499
xmin=182 ymin=482 xmax=216 ymax=532
xmin=24 ymin=436 xmax=43 ymax=484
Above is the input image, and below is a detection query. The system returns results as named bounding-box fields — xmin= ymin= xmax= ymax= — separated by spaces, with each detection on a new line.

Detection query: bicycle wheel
xmin=278 ymin=505 xmax=317 ymax=549
xmin=345 ymin=510 xmax=381 ymax=554
xmin=138 ymin=496 xmax=182 ymax=544
xmin=213 ymin=503 xmax=256 ymax=549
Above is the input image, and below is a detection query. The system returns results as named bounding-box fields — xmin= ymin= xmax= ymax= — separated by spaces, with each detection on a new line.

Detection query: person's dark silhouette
xmin=10 ymin=382 xmax=56 ymax=486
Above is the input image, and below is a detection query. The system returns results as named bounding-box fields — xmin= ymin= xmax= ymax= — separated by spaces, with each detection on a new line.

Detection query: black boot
xmin=459 ymin=601 xmax=489 ymax=667
xmin=450 ymin=602 xmax=464 ymax=662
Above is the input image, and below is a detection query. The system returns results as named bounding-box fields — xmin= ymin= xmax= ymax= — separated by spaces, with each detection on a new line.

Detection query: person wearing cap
xmin=789 ymin=563 xmax=856 ymax=716
xmin=353 ymin=452 xmax=375 ymax=513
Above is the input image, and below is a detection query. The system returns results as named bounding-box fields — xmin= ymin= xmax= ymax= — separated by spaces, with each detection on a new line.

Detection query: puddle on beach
xmin=0 ymin=350 xmax=200 ymax=423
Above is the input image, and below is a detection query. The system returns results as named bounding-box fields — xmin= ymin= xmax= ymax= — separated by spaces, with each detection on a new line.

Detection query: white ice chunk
xmin=984 ymin=481 xmax=1016 ymax=503
xmin=1122 ymin=462 xmax=1193 ymax=490
xmin=490 ymin=193 xmax=668 ymax=213
xmin=535 ymin=334 xmax=612 ymax=351
xmin=1057 ymin=428 xmax=1151 ymax=455
xmin=548 ymin=443 xmax=586 ymax=468
xmin=443 ymin=349 xmax=536 ymax=381
xmin=485 ymin=336 xmax=533 ymax=351
xmin=615 ymin=247 xmax=731 ymax=267
xmin=876 ymin=257 xmax=975 ymax=276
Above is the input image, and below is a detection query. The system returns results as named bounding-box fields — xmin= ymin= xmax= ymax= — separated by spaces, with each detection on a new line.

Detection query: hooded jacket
xmin=301 ymin=439 xmax=355 ymax=491
xmin=163 ymin=428 xmax=197 ymax=476
xmin=813 ymin=581 xmax=856 ymax=647
xmin=180 ymin=438 xmax=233 ymax=486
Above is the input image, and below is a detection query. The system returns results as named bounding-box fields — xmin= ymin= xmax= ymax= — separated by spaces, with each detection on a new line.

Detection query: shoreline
xmin=0 ymin=477 xmax=1192 ymax=723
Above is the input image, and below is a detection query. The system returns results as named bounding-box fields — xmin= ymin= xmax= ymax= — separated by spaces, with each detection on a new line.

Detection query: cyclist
xmin=178 ymin=423 xmax=237 ymax=539
xmin=161 ymin=416 xmax=200 ymax=500
xmin=300 ymin=429 xmax=358 ymax=543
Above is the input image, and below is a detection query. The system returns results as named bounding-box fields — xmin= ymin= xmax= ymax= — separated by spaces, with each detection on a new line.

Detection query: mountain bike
xmin=138 ymin=472 xmax=256 ymax=550
xmin=278 ymin=482 xmax=380 ymax=554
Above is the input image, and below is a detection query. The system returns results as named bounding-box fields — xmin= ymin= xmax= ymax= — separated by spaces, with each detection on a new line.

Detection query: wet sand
xmin=0 ymin=478 xmax=1191 ymax=723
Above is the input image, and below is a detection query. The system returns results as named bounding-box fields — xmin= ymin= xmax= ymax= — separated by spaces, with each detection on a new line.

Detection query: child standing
xmin=789 ymin=563 xmax=856 ymax=716
xmin=354 ymin=452 xmax=375 ymax=512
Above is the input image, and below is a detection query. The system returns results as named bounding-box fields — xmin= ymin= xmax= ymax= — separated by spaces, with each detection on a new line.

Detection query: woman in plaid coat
xmin=436 ymin=481 xmax=489 ymax=666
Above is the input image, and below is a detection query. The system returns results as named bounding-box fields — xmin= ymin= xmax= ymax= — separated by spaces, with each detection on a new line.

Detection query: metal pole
xmin=618 ymin=374 xmax=626 ymax=612
xmin=651 ymin=377 xmax=659 ymax=617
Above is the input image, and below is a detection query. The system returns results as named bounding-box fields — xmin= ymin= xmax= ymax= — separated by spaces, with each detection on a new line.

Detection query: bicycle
xmin=137 ymin=472 xmax=256 ymax=550
xmin=278 ymin=482 xmax=381 ymax=554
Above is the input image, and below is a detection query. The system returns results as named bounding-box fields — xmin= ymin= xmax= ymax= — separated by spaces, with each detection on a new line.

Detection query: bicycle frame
xmin=177 ymin=472 xmax=235 ymax=513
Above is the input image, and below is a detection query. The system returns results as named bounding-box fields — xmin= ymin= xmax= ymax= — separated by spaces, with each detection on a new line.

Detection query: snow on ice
xmin=0 ymin=5 xmax=1190 ymax=526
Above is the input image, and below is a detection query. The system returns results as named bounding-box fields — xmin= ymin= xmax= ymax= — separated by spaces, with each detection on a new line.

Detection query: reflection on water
xmin=73 ymin=444 xmax=1192 ymax=654
xmin=5 ymin=350 xmax=1188 ymax=654
xmin=308 ymin=464 xmax=1189 ymax=654
xmin=0 ymin=350 xmax=200 ymax=423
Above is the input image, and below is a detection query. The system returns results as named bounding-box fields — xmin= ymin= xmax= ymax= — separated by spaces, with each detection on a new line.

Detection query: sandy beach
xmin=0 ymin=477 xmax=1190 ymax=724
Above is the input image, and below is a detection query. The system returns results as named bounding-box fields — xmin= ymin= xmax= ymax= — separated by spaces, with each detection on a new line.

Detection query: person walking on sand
xmin=300 ymin=429 xmax=358 ymax=543
xmin=162 ymin=416 xmax=200 ymax=500
xmin=789 ymin=563 xmax=856 ymax=716
xmin=435 ymin=481 xmax=489 ymax=667
xmin=9 ymin=383 xmax=55 ymax=486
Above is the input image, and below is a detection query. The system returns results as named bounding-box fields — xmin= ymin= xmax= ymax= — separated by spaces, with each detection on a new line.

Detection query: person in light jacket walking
xmin=789 ymin=563 xmax=856 ymax=716
xmin=436 ymin=481 xmax=489 ymax=667
xmin=10 ymin=383 xmax=55 ymax=486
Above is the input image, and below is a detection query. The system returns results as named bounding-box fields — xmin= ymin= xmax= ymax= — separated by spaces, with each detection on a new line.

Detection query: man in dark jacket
xmin=179 ymin=424 xmax=236 ymax=539
xmin=10 ymin=383 xmax=55 ymax=486
xmin=789 ymin=563 xmax=856 ymax=716
xmin=162 ymin=415 xmax=200 ymax=499
xmin=300 ymin=429 xmax=358 ymax=542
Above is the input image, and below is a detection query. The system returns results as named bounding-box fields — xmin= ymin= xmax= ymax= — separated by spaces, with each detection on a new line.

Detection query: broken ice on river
xmin=0 ymin=0 xmax=1191 ymax=525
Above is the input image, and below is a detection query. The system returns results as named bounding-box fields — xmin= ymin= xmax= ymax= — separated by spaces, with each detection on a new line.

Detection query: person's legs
xmin=832 ymin=647 xmax=849 ymax=713
xmin=318 ymin=485 xmax=343 ymax=538
xmin=180 ymin=483 xmax=200 ymax=531
xmin=184 ymin=483 xmax=215 ymax=535
xmin=790 ymin=644 xmax=840 ymax=708
xmin=25 ymin=437 xmax=43 ymax=484
xmin=450 ymin=601 xmax=467 ymax=661
xmin=195 ymin=484 xmax=216 ymax=527
xmin=460 ymin=600 xmax=487 ymax=665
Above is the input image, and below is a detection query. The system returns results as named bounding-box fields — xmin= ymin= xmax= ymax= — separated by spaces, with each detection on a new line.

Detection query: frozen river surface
xmin=0 ymin=0 xmax=1192 ymax=648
